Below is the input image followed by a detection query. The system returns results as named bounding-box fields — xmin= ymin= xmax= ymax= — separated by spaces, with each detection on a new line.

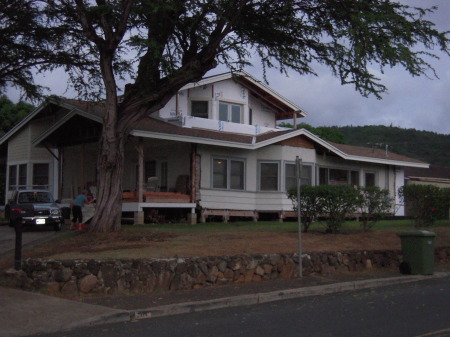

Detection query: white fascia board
xmin=180 ymin=72 xmax=232 ymax=90
xmin=132 ymin=125 xmax=428 ymax=168
xmin=236 ymin=71 xmax=307 ymax=117
xmin=294 ymin=129 xmax=430 ymax=168
xmin=0 ymin=101 xmax=48 ymax=146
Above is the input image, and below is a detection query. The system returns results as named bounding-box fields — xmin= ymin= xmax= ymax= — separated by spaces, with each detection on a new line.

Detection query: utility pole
xmin=296 ymin=156 xmax=303 ymax=277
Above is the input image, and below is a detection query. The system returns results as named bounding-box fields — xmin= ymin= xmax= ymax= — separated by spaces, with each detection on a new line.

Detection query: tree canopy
xmin=1 ymin=0 xmax=448 ymax=232
xmin=0 ymin=95 xmax=34 ymax=136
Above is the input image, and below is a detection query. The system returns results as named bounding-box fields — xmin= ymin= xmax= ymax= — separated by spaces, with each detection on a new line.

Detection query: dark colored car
xmin=5 ymin=190 xmax=63 ymax=231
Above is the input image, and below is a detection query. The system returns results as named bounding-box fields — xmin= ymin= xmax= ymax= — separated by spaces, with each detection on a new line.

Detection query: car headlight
xmin=51 ymin=209 xmax=61 ymax=215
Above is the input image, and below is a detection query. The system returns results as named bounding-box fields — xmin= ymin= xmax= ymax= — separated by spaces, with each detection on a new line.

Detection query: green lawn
xmin=126 ymin=218 xmax=450 ymax=234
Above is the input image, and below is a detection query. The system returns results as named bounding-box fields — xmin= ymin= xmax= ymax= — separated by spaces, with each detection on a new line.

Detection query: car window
xmin=18 ymin=192 xmax=53 ymax=203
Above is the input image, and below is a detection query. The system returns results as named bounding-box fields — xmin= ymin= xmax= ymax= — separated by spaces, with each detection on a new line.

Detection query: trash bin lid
xmin=397 ymin=230 xmax=436 ymax=237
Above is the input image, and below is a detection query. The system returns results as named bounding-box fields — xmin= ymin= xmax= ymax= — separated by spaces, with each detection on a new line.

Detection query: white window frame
xmin=190 ymin=100 xmax=210 ymax=119
xmin=258 ymin=161 xmax=280 ymax=192
xmin=219 ymin=101 xmax=243 ymax=123
xmin=211 ymin=157 xmax=246 ymax=191
xmin=284 ymin=161 xmax=313 ymax=191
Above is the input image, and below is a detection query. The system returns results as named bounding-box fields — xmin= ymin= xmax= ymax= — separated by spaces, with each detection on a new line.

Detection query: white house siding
xmin=249 ymin=95 xmax=276 ymax=128
xmin=7 ymin=126 xmax=30 ymax=162
xmin=157 ymin=79 xmax=280 ymax=128
xmin=197 ymin=144 xmax=316 ymax=212
xmin=6 ymin=121 xmax=57 ymax=197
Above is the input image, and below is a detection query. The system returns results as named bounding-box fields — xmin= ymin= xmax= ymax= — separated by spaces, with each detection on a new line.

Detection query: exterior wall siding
xmin=157 ymin=79 xmax=277 ymax=127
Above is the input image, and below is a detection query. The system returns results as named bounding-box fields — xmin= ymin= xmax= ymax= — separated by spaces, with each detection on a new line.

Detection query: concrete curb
xmin=63 ymin=271 xmax=449 ymax=332
xmin=122 ymin=271 xmax=448 ymax=321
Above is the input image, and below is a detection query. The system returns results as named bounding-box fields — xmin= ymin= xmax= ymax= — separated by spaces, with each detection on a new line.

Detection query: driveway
xmin=0 ymin=224 xmax=60 ymax=258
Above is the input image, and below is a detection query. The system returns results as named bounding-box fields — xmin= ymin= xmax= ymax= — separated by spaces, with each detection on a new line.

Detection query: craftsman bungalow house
xmin=0 ymin=72 xmax=428 ymax=223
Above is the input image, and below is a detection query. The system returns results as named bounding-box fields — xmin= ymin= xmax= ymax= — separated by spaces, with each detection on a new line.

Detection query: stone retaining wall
xmin=5 ymin=247 xmax=448 ymax=297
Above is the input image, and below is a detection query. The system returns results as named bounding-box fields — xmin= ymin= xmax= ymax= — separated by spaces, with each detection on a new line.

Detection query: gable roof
xmin=181 ymin=71 xmax=307 ymax=119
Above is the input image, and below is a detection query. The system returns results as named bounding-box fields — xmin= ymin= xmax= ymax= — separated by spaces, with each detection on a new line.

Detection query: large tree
xmin=1 ymin=0 xmax=448 ymax=232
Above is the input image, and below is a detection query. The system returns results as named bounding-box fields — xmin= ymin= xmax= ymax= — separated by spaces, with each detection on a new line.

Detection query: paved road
xmin=32 ymin=277 xmax=450 ymax=337
xmin=0 ymin=224 xmax=60 ymax=258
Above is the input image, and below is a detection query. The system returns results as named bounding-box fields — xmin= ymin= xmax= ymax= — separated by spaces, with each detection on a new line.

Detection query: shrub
xmin=317 ymin=185 xmax=359 ymax=233
xmin=288 ymin=185 xmax=323 ymax=232
xmin=399 ymin=185 xmax=449 ymax=227
xmin=356 ymin=186 xmax=393 ymax=232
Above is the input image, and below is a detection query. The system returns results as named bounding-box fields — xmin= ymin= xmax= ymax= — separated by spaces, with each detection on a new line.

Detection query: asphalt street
xmin=30 ymin=276 xmax=450 ymax=337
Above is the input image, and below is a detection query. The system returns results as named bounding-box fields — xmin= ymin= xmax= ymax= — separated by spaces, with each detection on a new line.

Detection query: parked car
xmin=5 ymin=190 xmax=63 ymax=231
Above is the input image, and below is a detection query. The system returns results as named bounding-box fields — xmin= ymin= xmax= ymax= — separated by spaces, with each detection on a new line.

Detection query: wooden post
xmin=137 ymin=138 xmax=144 ymax=202
xmin=190 ymin=144 xmax=197 ymax=203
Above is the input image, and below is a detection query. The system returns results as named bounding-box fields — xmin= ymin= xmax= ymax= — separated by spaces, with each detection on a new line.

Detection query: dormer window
xmin=219 ymin=102 xmax=242 ymax=123
xmin=191 ymin=100 xmax=209 ymax=118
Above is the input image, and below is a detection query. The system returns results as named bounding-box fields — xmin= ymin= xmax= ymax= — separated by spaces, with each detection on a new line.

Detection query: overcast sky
xmin=6 ymin=0 xmax=449 ymax=134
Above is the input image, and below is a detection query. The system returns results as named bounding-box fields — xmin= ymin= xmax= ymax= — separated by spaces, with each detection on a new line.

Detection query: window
xmin=8 ymin=164 xmax=27 ymax=190
xmin=191 ymin=101 xmax=209 ymax=118
xmin=319 ymin=167 xmax=360 ymax=186
xmin=285 ymin=163 xmax=312 ymax=191
xmin=145 ymin=160 xmax=156 ymax=181
xmin=33 ymin=163 xmax=49 ymax=188
xmin=213 ymin=158 xmax=227 ymax=189
xmin=365 ymin=172 xmax=376 ymax=187
xmin=230 ymin=160 xmax=244 ymax=190
xmin=19 ymin=164 xmax=27 ymax=188
xmin=259 ymin=162 xmax=279 ymax=191
xmin=160 ymin=162 xmax=168 ymax=192
xmin=329 ymin=169 xmax=348 ymax=185
xmin=319 ymin=167 xmax=328 ymax=185
xmin=212 ymin=157 xmax=245 ymax=190
xmin=8 ymin=165 xmax=17 ymax=191
xmin=350 ymin=171 xmax=360 ymax=186
xmin=219 ymin=102 xmax=242 ymax=123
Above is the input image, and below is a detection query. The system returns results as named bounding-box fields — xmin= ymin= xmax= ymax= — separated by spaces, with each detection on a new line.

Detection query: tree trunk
xmin=89 ymin=51 xmax=124 ymax=232
xmin=89 ymin=133 xmax=125 ymax=232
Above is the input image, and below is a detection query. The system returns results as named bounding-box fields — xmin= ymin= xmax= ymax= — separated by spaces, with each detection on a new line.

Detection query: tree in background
xmin=0 ymin=96 xmax=35 ymax=203
xmin=279 ymin=122 xmax=346 ymax=144
xmin=0 ymin=1 xmax=448 ymax=232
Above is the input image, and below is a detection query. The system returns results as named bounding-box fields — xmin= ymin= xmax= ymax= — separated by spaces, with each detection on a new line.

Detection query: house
xmin=404 ymin=165 xmax=450 ymax=189
xmin=0 ymin=71 xmax=429 ymax=224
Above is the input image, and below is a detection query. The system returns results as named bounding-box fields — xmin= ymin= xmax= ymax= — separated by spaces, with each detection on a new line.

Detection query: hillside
xmin=335 ymin=125 xmax=449 ymax=166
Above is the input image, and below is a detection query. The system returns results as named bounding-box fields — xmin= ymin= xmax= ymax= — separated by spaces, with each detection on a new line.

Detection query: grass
xmin=142 ymin=218 xmax=449 ymax=234
xmin=1 ymin=218 xmax=447 ymax=263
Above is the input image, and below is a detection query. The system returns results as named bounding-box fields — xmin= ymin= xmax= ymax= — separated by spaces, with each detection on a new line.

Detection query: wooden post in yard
xmin=296 ymin=156 xmax=303 ymax=277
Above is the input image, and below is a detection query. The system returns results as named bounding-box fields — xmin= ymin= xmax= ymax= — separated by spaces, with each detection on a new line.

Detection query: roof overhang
xmin=32 ymin=106 xmax=102 ymax=147
xmin=180 ymin=71 xmax=307 ymax=119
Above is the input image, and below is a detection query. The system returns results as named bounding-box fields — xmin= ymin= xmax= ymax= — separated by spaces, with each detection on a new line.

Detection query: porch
xmin=122 ymin=191 xmax=196 ymax=224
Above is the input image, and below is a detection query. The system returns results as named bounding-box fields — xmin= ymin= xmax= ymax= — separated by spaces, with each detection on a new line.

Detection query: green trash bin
xmin=397 ymin=230 xmax=436 ymax=275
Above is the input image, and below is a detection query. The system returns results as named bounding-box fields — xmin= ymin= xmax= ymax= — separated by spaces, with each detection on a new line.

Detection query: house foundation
xmin=133 ymin=211 xmax=145 ymax=225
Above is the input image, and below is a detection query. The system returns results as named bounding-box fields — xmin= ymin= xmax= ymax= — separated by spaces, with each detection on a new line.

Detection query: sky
xmin=5 ymin=0 xmax=450 ymax=135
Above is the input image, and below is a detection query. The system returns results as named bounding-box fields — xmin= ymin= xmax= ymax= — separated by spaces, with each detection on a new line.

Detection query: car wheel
xmin=54 ymin=222 xmax=62 ymax=232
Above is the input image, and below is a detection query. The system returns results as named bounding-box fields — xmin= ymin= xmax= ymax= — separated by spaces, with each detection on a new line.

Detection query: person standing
xmin=70 ymin=190 xmax=92 ymax=230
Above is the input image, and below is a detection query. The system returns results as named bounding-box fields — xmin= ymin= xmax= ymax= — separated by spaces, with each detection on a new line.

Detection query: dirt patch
xmin=14 ymin=225 xmax=448 ymax=261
